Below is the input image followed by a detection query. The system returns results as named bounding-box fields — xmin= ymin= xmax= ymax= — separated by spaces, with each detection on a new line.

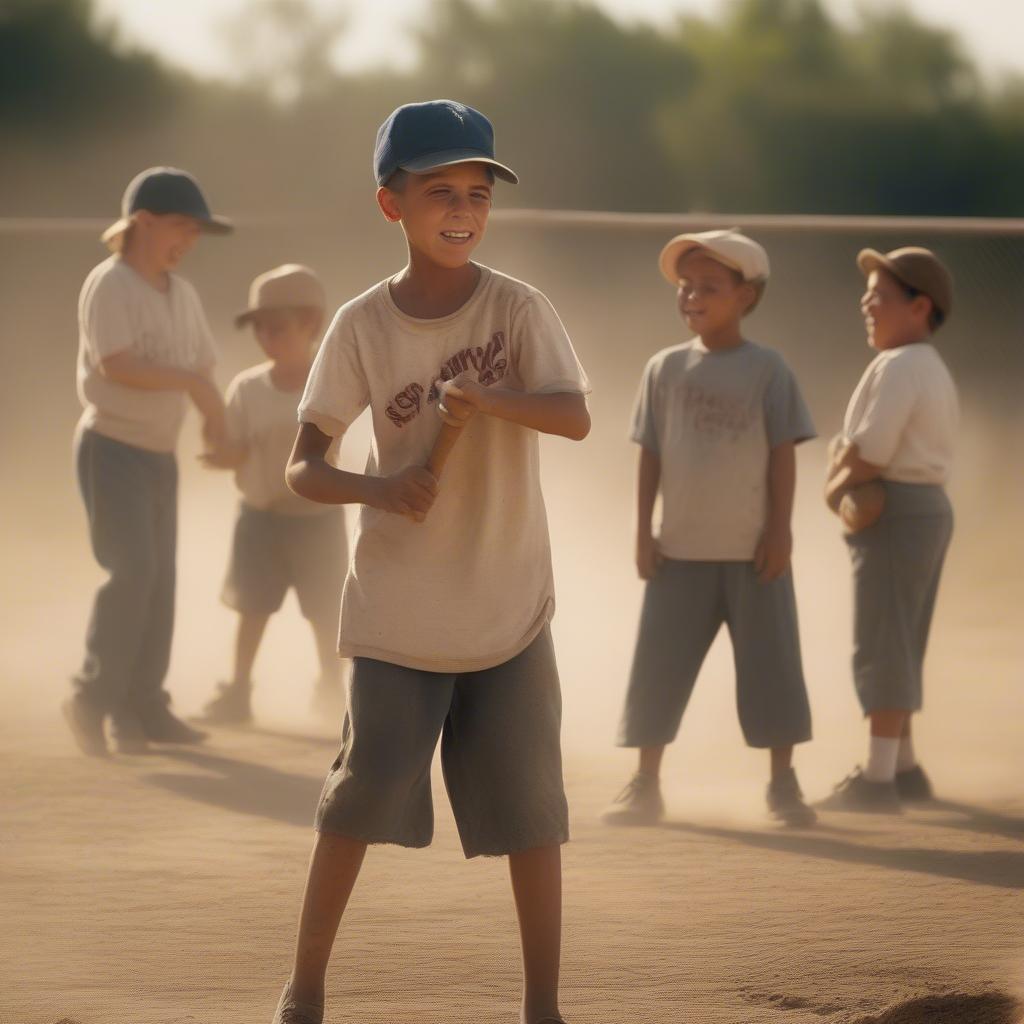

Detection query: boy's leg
xmin=509 ymin=844 xmax=562 ymax=1024
xmin=70 ymin=433 xmax=164 ymax=734
xmin=235 ymin=612 xmax=270 ymax=687
xmin=287 ymin=831 xmax=368 ymax=1008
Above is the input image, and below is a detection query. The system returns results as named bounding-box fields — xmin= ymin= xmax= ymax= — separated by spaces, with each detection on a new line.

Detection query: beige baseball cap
xmin=235 ymin=264 xmax=326 ymax=328
xmin=658 ymin=228 xmax=770 ymax=286
xmin=856 ymin=246 xmax=953 ymax=320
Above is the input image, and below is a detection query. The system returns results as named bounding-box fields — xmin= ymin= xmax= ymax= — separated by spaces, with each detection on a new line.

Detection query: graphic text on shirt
xmin=385 ymin=331 xmax=508 ymax=428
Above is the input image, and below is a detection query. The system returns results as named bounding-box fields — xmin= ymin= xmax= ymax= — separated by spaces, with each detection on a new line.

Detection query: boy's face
xmin=377 ymin=163 xmax=494 ymax=269
xmin=251 ymin=308 xmax=319 ymax=364
xmin=675 ymin=251 xmax=755 ymax=335
xmin=134 ymin=212 xmax=203 ymax=271
xmin=860 ymin=269 xmax=931 ymax=350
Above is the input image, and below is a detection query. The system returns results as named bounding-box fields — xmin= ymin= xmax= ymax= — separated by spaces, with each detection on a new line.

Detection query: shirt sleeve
xmin=764 ymin=358 xmax=816 ymax=448
xmin=511 ymin=290 xmax=590 ymax=395
xmin=298 ymin=309 xmax=369 ymax=438
xmin=629 ymin=357 xmax=660 ymax=452
xmin=846 ymin=355 xmax=918 ymax=468
xmin=81 ymin=272 xmax=134 ymax=363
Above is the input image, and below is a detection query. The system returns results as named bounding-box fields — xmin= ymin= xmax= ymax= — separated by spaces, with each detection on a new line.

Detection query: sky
xmin=94 ymin=0 xmax=1024 ymax=83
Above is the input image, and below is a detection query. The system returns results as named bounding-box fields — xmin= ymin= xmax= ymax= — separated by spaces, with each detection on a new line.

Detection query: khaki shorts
xmin=315 ymin=626 xmax=569 ymax=858
xmin=222 ymin=503 xmax=345 ymax=627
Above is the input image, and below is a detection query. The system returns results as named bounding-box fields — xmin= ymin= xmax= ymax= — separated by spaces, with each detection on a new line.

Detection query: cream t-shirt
xmin=843 ymin=342 xmax=958 ymax=484
xmin=225 ymin=363 xmax=325 ymax=516
xmin=76 ymin=257 xmax=218 ymax=453
xmin=299 ymin=265 xmax=589 ymax=673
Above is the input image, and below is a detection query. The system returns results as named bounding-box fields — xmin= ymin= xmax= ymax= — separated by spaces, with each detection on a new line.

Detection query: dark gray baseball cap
xmin=373 ymin=100 xmax=518 ymax=186
xmin=101 ymin=166 xmax=233 ymax=249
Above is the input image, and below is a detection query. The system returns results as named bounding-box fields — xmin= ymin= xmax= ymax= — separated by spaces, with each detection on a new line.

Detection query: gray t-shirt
xmin=76 ymin=256 xmax=217 ymax=453
xmin=299 ymin=265 xmax=590 ymax=673
xmin=631 ymin=339 xmax=815 ymax=560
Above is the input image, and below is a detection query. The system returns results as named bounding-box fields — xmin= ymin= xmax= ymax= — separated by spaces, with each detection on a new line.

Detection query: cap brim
xmin=100 ymin=217 xmax=131 ymax=248
xmin=856 ymin=248 xmax=893 ymax=279
xmin=658 ymin=236 xmax=744 ymax=286
xmin=200 ymin=214 xmax=233 ymax=235
xmin=399 ymin=150 xmax=518 ymax=184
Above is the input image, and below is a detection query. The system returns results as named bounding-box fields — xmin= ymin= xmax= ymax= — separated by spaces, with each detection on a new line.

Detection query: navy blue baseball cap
xmin=373 ymin=100 xmax=518 ymax=187
xmin=102 ymin=166 xmax=233 ymax=249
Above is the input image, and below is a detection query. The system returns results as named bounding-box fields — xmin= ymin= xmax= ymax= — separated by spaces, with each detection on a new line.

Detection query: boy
xmin=822 ymin=247 xmax=957 ymax=813
xmin=270 ymin=100 xmax=590 ymax=1024
xmin=602 ymin=229 xmax=817 ymax=829
xmin=197 ymin=264 xmax=347 ymax=724
xmin=64 ymin=166 xmax=231 ymax=757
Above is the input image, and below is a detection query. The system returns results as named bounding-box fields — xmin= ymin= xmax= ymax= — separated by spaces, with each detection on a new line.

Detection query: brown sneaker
xmin=196 ymin=681 xmax=253 ymax=725
xmin=600 ymin=771 xmax=665 ymax=826
xmin=140 ymin=704 xmax=208 ymax=745
xmin=818 ymin=767 xmax=903 ymax=814
xmin=767 ymin=767 xmax=817 ymax=827
xmin=271 ymin=981 xmax=323 ymax=1024
xmin=62 ymin=694 xmax=108 ymax=757
xmin=894 ymin=764 xmax=934 ymax=802
xmin=110 ymin=708 xmax=151 ymax=755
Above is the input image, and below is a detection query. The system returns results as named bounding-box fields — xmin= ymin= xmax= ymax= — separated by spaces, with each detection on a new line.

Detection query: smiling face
xmin=860 ymin=268 xmax=933 ymax=351
xmin=675 ymin=250 xmax=756 ymax=338
xmin=129 ymin=211 xmax=203 ymax=272
xmin=377 ymin=162 xmax=494 ymax=270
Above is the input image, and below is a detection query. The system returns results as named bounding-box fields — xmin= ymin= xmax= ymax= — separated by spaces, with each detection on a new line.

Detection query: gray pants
xmin=72 ymin=429 xmax=178 ymax=716
xmin=845 ymin=481 xmax=953 ymax=713
xmin=618 ymin=560 xmax=812 ymax=749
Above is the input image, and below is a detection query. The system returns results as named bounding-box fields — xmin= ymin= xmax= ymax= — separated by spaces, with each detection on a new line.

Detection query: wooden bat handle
xmin=425 ymin=420 xmax=465 ymax=479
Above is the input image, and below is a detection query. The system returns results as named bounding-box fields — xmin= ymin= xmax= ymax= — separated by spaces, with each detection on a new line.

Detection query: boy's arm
xmin=101 ymin=351 xmax=226 ymax=444
xmin=755 ymin=441 xmax=796 ymax=583
xmin=440 ymin=380 xmax=590 ymax=441
xmin=635 ymin=446 xmax=662 ymax=580
xmin=198 ymin=439 xmax=249 ymax=470
xmin=286 ymin=421 xmax=438 ymax=522
xmin=824 ymin=442 xmax=883 ymax=513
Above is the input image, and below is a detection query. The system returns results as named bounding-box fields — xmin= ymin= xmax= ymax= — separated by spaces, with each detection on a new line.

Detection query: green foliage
xmin=1 ymin=0 xmax=1022 ymax=215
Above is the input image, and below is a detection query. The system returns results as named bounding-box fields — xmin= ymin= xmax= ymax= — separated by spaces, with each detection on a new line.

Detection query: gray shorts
xmin=222 ymin=503 xmax=345 ymax=627
xmin=845 ymin=481 xmax=953 ymax=714
xmin=315 ymin=626 xmax=569 ymax=859
xmin=618 ymin=560 xmax=812 ymax=749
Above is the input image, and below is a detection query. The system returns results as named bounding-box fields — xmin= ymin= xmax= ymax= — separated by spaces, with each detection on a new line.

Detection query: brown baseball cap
xmin=856 ymin=246 xmax=954 ymax=321
xmin=235 ymin=264 xmax=326 ymax=328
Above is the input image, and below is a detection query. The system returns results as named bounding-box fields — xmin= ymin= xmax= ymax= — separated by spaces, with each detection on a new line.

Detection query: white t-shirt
xmin=76 ymin=257 xmax=217 ymax=453
xmin=299 ymin=265 xmax=589 ymax=673
xmin=843 ymin=342 xmax=958 ymax=484
xmin=225 ymin=363 xmax=325 ymax=516
xmin=631 ymin=339 xmax=815 ymax=561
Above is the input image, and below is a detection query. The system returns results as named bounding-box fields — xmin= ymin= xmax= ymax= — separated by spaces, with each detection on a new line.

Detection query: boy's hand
xmin=754 ymin=521 xmax=792 ymax=583
xmin=436 ymin=376 xmax=483 ymax=427
xmin=636 ymin=533 xmax=663 ymax=580
xmin=198 ymin=439 xmax=248 ymax=470
xmin=187 ymin=375 xmax=227 ymax=448
xmin=372 ymin=466 xmax=439 ymax=522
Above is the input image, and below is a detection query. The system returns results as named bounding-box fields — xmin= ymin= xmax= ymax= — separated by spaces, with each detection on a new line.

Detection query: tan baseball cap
xmin=235 ymin=264 xmax=326 ymax=328
xmin=658 ymin=228 xmax=770 ymax=286
xmin=857 ymin=246 xmax=954 ymax=320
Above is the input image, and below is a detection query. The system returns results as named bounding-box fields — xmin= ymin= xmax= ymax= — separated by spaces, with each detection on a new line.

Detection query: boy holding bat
xmin=271 ymin=100 xmax=590 ymax=1024
xmin=602 ymin=229 xmax=818 ymax=829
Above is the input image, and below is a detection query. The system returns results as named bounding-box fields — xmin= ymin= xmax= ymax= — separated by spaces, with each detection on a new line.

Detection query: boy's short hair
xmin=101 ymin=166 xmax=232 ymax=252
xmin=235 ymin=264 xmax=325 ymax=329
xmin=373 ymin=100 xmax=518 ymax=187
xmin=659 ymin=228 xmax=770 ymax=314
xmin=857 ymin=246 xmax=952 ymax=331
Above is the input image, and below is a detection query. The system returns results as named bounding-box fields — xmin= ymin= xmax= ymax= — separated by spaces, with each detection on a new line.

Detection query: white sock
xmin=896 ymin=733 xmax=917 ymax=773
xmin=864 ymin=736 xmax=900 ymax=782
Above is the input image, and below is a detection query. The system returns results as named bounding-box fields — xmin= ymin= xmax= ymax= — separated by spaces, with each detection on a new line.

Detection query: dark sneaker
xmin=819 ymin=767 xmax=902 ymax=814
xmin=62 ymin=694 xmax=108 ymax=757
xmin=140 ymin=704 xmax=208 ymax=744
xmin=272 ymin=980 xmax=323 ymax=1024
xmin=600 ymin=771 xmax=665 ymax=826
xmin=767 ymin=767 xmax=817 ymax=827
xmin=895 ymin=764 xmax=934 ymax=802
xmin=110 ymin=708 xmax=151 ymax=755
xmin=196 ymin=682 xmax=253 ymax=725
